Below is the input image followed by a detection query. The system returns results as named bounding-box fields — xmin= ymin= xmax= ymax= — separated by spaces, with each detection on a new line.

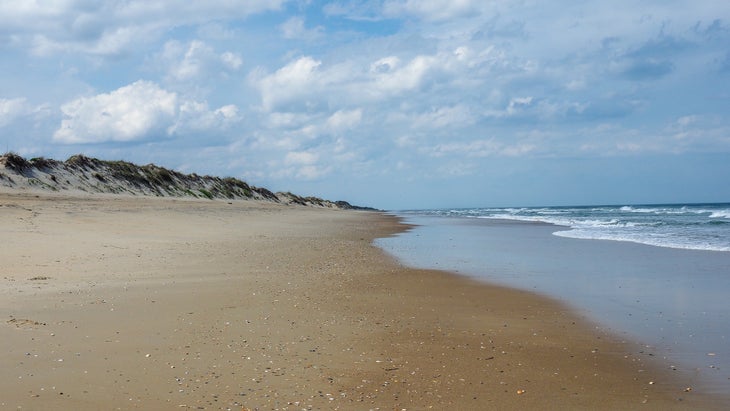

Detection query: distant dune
xmin=0 ymin=153 xmax=370 ymax=210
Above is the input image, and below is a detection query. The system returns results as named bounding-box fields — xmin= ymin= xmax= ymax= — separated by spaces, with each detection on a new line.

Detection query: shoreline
xmin=377 ymin=212 xmax=730 ymax=397
xmin=1 ymin=193 xmax=727 ymax=409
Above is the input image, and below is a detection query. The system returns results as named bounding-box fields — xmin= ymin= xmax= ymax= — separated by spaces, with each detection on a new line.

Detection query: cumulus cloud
xmin=253 ymin=56 xmax=323 ymax=111
xmin=167 ymin=40 xmax=214 ymax=81
xmin=295 ymin=165 xmax=331 ymax=180
xmin=2 ymin=0 xmax=729 ymax=206
xmin=251 ymin=108 xmax=362 ymax=168
xmin=285 ymin=151 xmax=318 ymax=165
xmin=54 ymin=81 xmax=178 ymax=143
xmin=53 ymin=80 xmax=239 ymax=144
xmin=386 ymin=105 xmax=475 ymax=131
xmin=170 ymin=101 xmax=240 ymax=134
xmin=413 ymin=105 xmax=475 ymax=129
xmin=383 ymin=0 xmax=483 ymax=21
xmin=220 ymin=52 xmax=243 ymax=70
xmin=252 ymin=46 xmax=491 ymax=113
xmin=0 ymin=0 xmax=287 ymax=56
xmin=484 ymin=96 xmax=535 ymax=119
xmin=323 ymin=1 xmax=385 ymax=21
xmin=325 ymin=109 xmax=363 ymax=132
xmin=429 ymin=139 xmax=537 ymax=158
xmin=269 ymin=150 xmax=333 ymax=181
xmin=370 ymin=56 xmax=400 ymax=73
xmin=157 ymin=40 xmax=243 ymax=82
xmin=276 ymin=150 xmax=332 ymax=181
xmin=663 ymin=115 xmax=730 ymax=151
xmin=370 ymin=55 xmax=440 ymax=95
xmin=279 ymin=16 xmax=324 ymax=41
xmin=0 ymin=98 xmax=32 ymax=127
xmin=264 ymin=112 xmax=315 ymax=130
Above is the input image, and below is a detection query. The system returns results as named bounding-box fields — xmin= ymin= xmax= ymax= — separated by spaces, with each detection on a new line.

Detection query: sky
xmin=1 ymin=0 xmax=729 ymax=210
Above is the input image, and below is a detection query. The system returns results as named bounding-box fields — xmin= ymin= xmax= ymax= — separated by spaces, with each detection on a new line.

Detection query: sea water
xmin=410 ymin=203 xmax=730 ymax=252
xmin=375 ymin=203 xmax=730 ymax=394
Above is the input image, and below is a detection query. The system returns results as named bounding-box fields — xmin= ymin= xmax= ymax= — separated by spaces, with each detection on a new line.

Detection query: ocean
xmin=401 ymin=203 xmax=730 ymax=252
xmin=375 ymin=203 xmax=730 ymax=394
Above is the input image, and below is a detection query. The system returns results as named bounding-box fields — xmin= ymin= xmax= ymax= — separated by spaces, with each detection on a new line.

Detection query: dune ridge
xmin=0 ymin=153 xmax=368 ymax=210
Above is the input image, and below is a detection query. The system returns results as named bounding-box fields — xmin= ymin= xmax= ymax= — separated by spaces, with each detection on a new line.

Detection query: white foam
xmin=619 ymin=206 xmax=662 ymax=213
xmin=553 ymin=229 xmax=730 ymax=252
xmin=709 ymin=210 xmax=730 ymax=219
xmin=419 ymin=204 xmax=730 ymax=252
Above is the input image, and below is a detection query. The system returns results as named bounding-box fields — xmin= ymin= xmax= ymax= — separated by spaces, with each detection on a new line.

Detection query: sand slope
xmin=0 ymin=153 xmax=366 ymax=209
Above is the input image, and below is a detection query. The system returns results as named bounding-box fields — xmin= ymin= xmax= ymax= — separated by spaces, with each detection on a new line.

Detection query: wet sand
xmin=376 ymin=214 xmax=730 ymax=395
xmin=1 ymin=192 xmax=726 ymax=410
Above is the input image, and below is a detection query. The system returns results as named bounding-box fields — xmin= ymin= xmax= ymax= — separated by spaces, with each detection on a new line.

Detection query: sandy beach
xmin=1 ymin=192 xmax=726 ymax=410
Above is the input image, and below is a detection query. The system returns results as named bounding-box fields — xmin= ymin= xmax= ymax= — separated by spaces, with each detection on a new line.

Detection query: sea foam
xmin=403 ymin=203 xmax=730 ymax=252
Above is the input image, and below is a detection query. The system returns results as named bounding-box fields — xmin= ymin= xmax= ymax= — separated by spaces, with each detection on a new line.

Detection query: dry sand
xmin=1 ymin=192 xmax=726 ymax=410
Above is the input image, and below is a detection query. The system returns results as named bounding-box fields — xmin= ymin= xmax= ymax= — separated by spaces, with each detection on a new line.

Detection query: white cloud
xmin=216 ymin=105 xmax=239 ymax=119
xmin=323 ymin=1 xmax=385 ymax=21
xmin=430 ymin=139 xmax=537 ymax=158
xmin=285 ymin=151 xmax=318 ymax=165
xmin=220 ymin=52 xmax=243 ymax=70
xmin=53 ymin=80 xmax=239 ymax=144
xmin=485 ymin=96 xmax=535 ymax=118
xmin=253 ymin=47 xmax=482 ymax=112
xmin=2 ymin=0 xmax=729 ymax=207
xmin=436 ymin=162 xmax=477 ymax=177
xmin=253 ymin=109 xmax=362 ymax=162
xmin=54 ymin=80 xmax=178 ymax=144
xmin=157 ymin=40 xmax=241 ymax=82
xmin=383 ymin=0 xmax=483 ymax=21
xmin=0 ymin=98 xmax=31 ymax=127
xmin=665 ymin=115 xmax=730 ymax=151
xmin=0 ymin=0 xmax=288 ymax=56
xmin=506 ymin=97 xmax=533 ymax=115
xmin=254 ymin=56 xmax=323 ymax=111
xmin=326 ymin=109 xmax=362 ymax=132
xmin=171 ymin=101 xmax=240 ymax=134
xmin=370 ymin=56 xmax=400 ymax=73
xmin=279 ymin=16 xmax=324 ymax=41
xmin=368 ymin=54 xmax=446 ymax=97
xmin=675 ymin=115 xmax=700 ymax=128
xmin=172 ymin=40 xmax=214 ymax=80
xmin=276 ymin=150 xmax=332 ymax=181
xmin=565 ymin=78 xmax=587 ymax=91
xmin=411 ymin=105 xmax=475 ymax=129
xmin=264 ymin=112 xmax=314 ymax=129
xmin=196 ymin=22 xmax=237 ymax=40
xmin=295 ymin=165 xmax=331 ymax=180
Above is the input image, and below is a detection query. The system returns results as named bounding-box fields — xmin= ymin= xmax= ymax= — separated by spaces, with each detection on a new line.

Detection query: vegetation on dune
xmin=0 ymin=152 xmax=373 ymax=210
xmin=29 ymin=157 xmax=61 ymax=170
xmin=0 ymin=152 xmax=32 ymax=174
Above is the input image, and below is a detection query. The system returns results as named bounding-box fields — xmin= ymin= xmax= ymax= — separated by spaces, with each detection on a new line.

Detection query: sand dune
xmin=0 ymin=153 xmax=367 ymax=209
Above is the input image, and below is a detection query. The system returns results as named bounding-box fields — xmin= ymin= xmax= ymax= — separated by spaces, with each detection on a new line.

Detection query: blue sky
xmin=1 ymin=0 xmax=729 ymax=209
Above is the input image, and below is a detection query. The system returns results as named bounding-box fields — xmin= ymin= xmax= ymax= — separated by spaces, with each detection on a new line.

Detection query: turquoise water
xmin=375 ymin=204 xmax=730 ymax=394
